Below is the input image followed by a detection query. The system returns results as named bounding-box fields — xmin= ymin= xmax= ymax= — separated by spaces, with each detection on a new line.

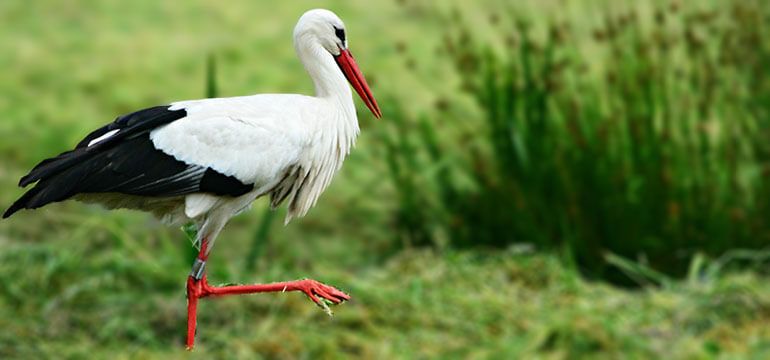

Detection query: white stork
xmin=3 ymin=9 xmax=381 ymax=349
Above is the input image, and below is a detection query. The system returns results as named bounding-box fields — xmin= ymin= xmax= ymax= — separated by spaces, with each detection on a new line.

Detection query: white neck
xmin=295 ymin=37 xmax=353 ymax=104
xmin=293 ymin=34 xmax=359 ymax=147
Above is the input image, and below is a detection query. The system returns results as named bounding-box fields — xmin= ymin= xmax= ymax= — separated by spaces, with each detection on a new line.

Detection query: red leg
xmin=184 ymin=241 xmax=350 ymax=350
xmin=185 ymin=276 xmax=201 ymax=350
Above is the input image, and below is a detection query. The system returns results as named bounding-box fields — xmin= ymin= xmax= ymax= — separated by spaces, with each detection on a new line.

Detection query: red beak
xmin=334 ymin=49 xmax=382 ymax=119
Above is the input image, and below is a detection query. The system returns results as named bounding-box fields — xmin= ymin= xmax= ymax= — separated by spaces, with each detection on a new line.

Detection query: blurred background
xmin=1 ymin=0 xmax=769 ymax=358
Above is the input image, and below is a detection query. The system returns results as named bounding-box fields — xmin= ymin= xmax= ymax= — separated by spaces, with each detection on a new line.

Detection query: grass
xmin=1 ymin=245 xmax=769 ymax=358
xmin=379 ymin=0 xmax=770 ymax=280
xmin=1 ymin=0 xmax=769 ymax=358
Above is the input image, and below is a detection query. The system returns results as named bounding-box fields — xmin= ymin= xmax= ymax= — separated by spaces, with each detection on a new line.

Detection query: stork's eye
xmin=334 ymin=27 xmax=346 ymax=44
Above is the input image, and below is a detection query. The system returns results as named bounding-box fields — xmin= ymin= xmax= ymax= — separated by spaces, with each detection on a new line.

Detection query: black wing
xmin=3 ymin=106 xmax=254 ymax=219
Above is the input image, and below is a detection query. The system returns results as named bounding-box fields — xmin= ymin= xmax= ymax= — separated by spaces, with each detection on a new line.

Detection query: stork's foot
xmin=293 ymin=279 xmax=352 ymax=314
xmin=184 ymin=275 xmax=350 ymax=350
xmin=294 ymin=278 xmax=352 ymax=304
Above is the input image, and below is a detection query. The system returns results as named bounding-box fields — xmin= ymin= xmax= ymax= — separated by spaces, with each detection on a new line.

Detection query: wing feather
xmin=4 ymin=105 xmax=254 ymax=218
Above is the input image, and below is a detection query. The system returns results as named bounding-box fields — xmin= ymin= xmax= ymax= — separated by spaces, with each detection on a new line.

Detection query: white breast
xmin=149 ymin=94 xmax=357 ymax=223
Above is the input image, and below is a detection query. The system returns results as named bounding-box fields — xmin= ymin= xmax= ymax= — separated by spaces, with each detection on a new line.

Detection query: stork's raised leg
xmin=185 ymin=240 xmax=351 ymax=350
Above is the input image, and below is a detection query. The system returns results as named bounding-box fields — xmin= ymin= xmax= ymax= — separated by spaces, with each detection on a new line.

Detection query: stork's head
xmin=294 ymin=9 xmax=382 ymax=118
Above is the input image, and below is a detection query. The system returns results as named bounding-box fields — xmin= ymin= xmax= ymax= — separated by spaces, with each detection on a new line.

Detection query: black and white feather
xmin=3 ymin=106 xmax=253 ymax=219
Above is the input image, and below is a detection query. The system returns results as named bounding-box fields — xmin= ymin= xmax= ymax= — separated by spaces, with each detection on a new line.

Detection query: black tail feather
xmin=18 ymin=148 xmax=85 ymax=187
xmin=5 ymin=171 xmax=78 ymax=218
xmin=3 ymin=185 xmax=44 ymax=218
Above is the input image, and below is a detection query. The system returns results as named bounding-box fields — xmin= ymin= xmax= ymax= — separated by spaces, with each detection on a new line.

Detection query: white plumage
xmin=152 ymin=92 xmax=358 ymax=246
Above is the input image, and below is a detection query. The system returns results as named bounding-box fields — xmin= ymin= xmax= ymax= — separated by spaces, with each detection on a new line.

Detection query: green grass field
xmin=1 ymin=0 xmax=769 ymax=358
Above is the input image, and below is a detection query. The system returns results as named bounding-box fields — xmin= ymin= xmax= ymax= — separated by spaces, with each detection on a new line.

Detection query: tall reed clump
xmin=382 ymin=0 xmax=770 ymax=280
